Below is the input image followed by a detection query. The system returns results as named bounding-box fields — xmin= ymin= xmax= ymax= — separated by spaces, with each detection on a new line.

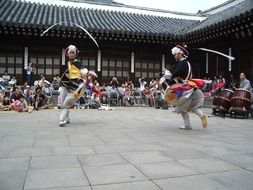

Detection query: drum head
xmin=236 ymin=88 xmax=250 ymax=93
xmin=224 ymin=89 xmax=234 ymax=93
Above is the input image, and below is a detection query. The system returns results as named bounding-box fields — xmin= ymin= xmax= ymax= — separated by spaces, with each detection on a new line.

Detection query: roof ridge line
xmin=19 ymin=0 xmax=206 ymax=19
xmin=201 ymin=0 xmax=242 ymax=14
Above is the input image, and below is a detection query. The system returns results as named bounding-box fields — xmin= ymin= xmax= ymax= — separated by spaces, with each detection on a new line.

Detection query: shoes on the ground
xmin=28 ymin=106 xmax=34 ymax=113
xmin=202 ymin=115 xmax=207 ymax=128
xmin=179 ymin=126 xmax=192 ymax=130
xmin=66 ymin=120 xmax=70 ymax=124
xmin=59 ymin=120 xmax=67 ymax=127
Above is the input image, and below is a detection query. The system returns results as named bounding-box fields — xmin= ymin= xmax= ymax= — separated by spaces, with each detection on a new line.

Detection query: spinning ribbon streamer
xmin=41 ymin=22 xmax=99 ymax=48
xmin=191 ymin=47 xmax=235 ymax=60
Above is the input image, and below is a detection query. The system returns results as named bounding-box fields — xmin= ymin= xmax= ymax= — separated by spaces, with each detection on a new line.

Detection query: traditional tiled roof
xmin=189 ymin=0 xmax=253 ymax=32
xmin=0 ymin=0 xmax=252 ymax=40
xmin=0 ymin=0 xmax=201 ymax=37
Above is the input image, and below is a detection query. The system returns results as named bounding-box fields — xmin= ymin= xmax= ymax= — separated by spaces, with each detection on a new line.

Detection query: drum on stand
xmin=212 ymin=95 xmax=220 ymax=109
xmin=219 ymin=89 xmax=234 ymax=112
xmin=230 ymin=88 xmax=251 ymax=118
xmin=212 ymin=89 xmax=233 ymax=116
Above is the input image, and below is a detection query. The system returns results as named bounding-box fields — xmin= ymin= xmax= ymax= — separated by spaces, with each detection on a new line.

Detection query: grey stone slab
xmin=0 ymin=148 xmax=12 ymax=158
xmin=0 ymin=157 xmax=30 ymax=171
xmin=94 ymin=143 xmax=170 ymax=154
xmin=36 ymin=133 xmax=67 ymax=139
xmin=95 ymin=131 xmax=139 ymax=144
xmin=100 ymin=137 xmax=138 ymax=145
xmin=9 ymin=147 xmax=53 ymax=158
xmin=28 ymin=186 xmax=92 ymax=190
xmin=78 ymin=153 xmax=128 ymax=167
xmin=0 ymin=170 xmax=27 ymax=190
xmin=83 ymin=164 xmax=147 ymax=185
xmin=53 ymin=146 xmax=95 ymax=156
xmin=121 ymin=151 xmax=173 ymax=164
xmin=178 ymin=157 xmax=239 ymax=173
xmin=93 ymin=181 xmax=160 ymax=190
xmin=0 ymin=135 xmax=35 ymax=148
xmin=68 ymin=136 xmax=105 ymax=146
xmin=154 ymin=175 xmax=229 ymax=190
xmin=161 ymin=148 xmax=209 ymax=160
xmin=206 ymin=169 xmax=253 ymax=190
xmin=1 ymin=107 xmax=253 ymax=190
xmin=30 ymin=156 xmax=80 ymax=170
xmin=24 ymin=168 xmax=89 ymax=190
xmin=135 ymin=161 xmax=197 ymax=179
xmin=220 ymin=154 xmax=253 ymax=171
xmin=196 ymin=145 xmax=244 ymax=157
xmin=35 ymin=138 xmax=69 ymax=147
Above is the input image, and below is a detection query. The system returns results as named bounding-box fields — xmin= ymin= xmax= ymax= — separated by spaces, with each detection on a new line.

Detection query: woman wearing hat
xmin=163 ymin=45 xmax=207 ymax=130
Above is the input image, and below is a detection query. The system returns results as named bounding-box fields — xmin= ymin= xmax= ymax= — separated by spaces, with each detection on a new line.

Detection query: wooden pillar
xmin=162 ymin=54 xmax=165 ymax=70
xmin=130 ymin=52 xmax=135 ymax=80
xmin=23 ymin=46 xmax=28 ymax=83
xmin=205 ymin=53 xmax=208 ymax=74
xmin=216 ymin=56 xmax=219 ymax=76
xmin=61 ymin=49 xmax=65 ymax=65
xmin=97 ymin=49 xmax=102 ymax=81
xmin=228 ymin=47 xmax=232 ymax=72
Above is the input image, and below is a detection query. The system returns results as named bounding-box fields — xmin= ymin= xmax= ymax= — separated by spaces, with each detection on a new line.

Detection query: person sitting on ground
xmin=0 ymin=95 xmax=12 ymax=111
xmin=123 ymin=85 xmax=134 ymax=106
xmin=143 ymin=85 xmax=153 ymax=107
xmin=108 ymin=84 xmax=119 ymax=105
xmin=138 ymin=78 xmax=147 ymax=104
xmin=110 ymin=76 xmax=119 ymax=87
xmin=90 ymin=93 xmax=101 ymax=109
xmin=23 ymin=85 xmax=33 ymax=106
xmin=51 ymin=76 xmax=60 ymax=90
xmin=75 ymin=92 xmax=89 ymax=109
xmin=227 ymin=74 xmax=237 ymax=90
xmin=2 ymin=71 xmax=11 ymax=87
xmin=13 ymin=96 xmax=29 ymax=112
xmin=117 ymin=83 xmax=125 ymax=106
xmin=149 ymin=79 xmax=155 ymax=87
xmin=34 ymin=86 xmax=48 ymax=111
xmin=100 ymin=84 xmax=108 ymax=105
xmin=38 ymin=74 xmax=50 ymax=87
xmin=9 ymin=87 xmax=30 ymax=112
xmin=10 ymin=87 xmax=24 ymax=103
xmin=155 ymin=91 xmax=165 ymax=109
xmin=42 ymin=81 xmax=53 ymax=105
xmin=9 ymin=76 xmax=17 ymax=86
xmin=126 ymin=80 xmax=134 ymax=90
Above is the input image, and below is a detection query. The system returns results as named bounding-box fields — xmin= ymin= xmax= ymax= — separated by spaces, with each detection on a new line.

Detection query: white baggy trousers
xmin=59 ymin=87 xmax=78 ymax=122
xmin=175 ymin=89 xmax=204 ymax=127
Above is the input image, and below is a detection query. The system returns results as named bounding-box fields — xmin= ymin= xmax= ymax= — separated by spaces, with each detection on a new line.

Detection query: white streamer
xmin=41 ymin=22 xmax=99 ymax=48
xmin=197 ymin=48 xmax=235 ymax=61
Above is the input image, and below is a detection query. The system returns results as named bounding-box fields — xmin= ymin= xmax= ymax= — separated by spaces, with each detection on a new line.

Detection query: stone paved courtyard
xmin=0 ymin=107 xmax=253 ymax=190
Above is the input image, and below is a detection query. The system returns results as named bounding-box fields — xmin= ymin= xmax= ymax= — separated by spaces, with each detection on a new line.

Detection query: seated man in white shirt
xmin=2 ymin=71 xmax=10 ymax=87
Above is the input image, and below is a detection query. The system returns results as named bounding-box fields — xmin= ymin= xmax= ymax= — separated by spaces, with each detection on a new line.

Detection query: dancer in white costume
xmin=161 ymin=45 xmax=207 ymax=130
xmin=59 ymin=45 xmax=101 ymax=127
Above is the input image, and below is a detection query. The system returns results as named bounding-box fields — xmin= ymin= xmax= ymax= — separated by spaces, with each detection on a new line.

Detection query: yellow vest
xmin=68 ymin=63 xmax=81 ymax=79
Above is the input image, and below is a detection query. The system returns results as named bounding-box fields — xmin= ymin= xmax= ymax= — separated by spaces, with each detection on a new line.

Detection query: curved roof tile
xmin=0 ymin=0 xmax=198 ymax=37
